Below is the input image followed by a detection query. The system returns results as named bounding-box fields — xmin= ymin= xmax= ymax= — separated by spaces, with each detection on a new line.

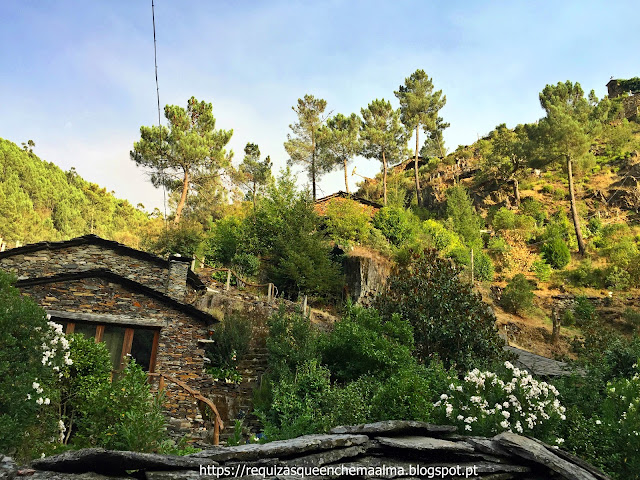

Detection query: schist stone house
xmin=0 ymin=234 xmax=221 ymax=437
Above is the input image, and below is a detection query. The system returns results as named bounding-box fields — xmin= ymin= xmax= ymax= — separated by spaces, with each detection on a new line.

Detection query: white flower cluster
xmin=434 ymin=361 xmax=566 ymax=438
xmin=600 ymin=362 xmax=640 ymax=439
xmin=43 ymin=320 xmax=72 ymax=373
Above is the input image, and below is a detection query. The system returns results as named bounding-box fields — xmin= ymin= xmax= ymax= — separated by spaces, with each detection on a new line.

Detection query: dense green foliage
xmin=0 ymin=271 xmax=69 ymax=459
xmin=375 ymin=249 xmax=506 ymax=370
xmin=256 ymin=304 xmax=453 ymax=440
xmin=0 ymin=138 xmax=154 ymax=246
xmin=500 ymin=274 xmax=535 ymax=315
xmin=205 ymin=314 xmax=252 ymax=382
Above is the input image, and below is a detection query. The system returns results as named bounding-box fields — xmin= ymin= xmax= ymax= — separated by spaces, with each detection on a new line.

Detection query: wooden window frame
xmin=63 ymin=321 xmax=158 ymax=373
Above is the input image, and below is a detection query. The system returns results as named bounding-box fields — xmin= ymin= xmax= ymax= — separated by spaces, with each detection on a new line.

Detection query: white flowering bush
xmin=593 ymin=363 xmax=640 ymax=478
xmin=0 ymin=271 xmax=71 ymax=459
xmin=433 ymin=361 xmax=566 ymax=444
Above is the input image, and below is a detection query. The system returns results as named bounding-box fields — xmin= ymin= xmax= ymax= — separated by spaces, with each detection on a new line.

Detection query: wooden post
xmin=191 ymin=258 xmax=196 ymax=271
xmin=225 ymin=270 xmax=231 ymax=291
xmin=159 ymin=375 xmax=165 ymax=392
xmin=551 ymin=308 xmax=561 ymax=344
xmin=213 ymin=416 xmax=220 ymax=446
xmin=0 ymin=242 xmax=5 ymax=252
xmin=267 ymin=283 xmax=273 ymax=303
xmin=15 ymin=240 xmax=21 ymax=248
xmin=302 ymin=295 xmax=308 ymax=316
xmin=470 ymin=248 xmax=474 ymax=284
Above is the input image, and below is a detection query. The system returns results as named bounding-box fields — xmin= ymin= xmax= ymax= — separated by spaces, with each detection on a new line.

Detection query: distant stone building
xmin=0 ymin=234 xmax=220 ymax=438
xmin=606 ymin=77 xmax=640 ymax=119
xmin=314 ymin=191 xmax=382 ymax=218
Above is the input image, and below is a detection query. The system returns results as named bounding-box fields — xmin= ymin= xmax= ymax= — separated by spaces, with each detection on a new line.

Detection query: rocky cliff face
xmin=5 ymin=421 xmax=611 ymax=479
xmin=343 ymin=252 xmax=393 ymax=306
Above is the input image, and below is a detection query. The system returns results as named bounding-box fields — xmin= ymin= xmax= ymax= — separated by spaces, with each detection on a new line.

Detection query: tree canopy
xmin=360 ymin=99 xmax=406 ymax=205
xmin=317 ymin=113 xmax=361 ymax=194
xmin=130 ymin=96 xmax=233 ymax=224
xmin=395 ymin=69 xmax=448 ymax=205
xmin=284 ymin=94 xmax=331 ymax=201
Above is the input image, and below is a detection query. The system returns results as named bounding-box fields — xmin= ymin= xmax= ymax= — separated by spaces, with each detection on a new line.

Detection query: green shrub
xmin=231 ymin=253 xmax=260 ymax=278
xmin=488 ymin=236 xmax=510 ymax=254
xmin=566 ymin=259 xmax=605 ymax=288
xmin=445 ymin=185 xmax=483 ymax=249
xmin=519 ymin=197 xmax=547 ymax=225
xmin=473 ymin=250 xmax=494 ymax=282
xmin=258 ymin=360 xmax=333 ymax=440
xmin=540 ymin=184 xmax=554 ymax=194
xmin=324 ymin=199 xmax=371 ymax=244
xmin=532 ymin=259 xmax=552 ymax=282
xmin=500 ymin=274 xmax=534 ymax=315
xmin=605 ymin=266 xmax=631 ymax=290
xmin=205 ymin=314 xmax=252 ymax=382
xmin=73 ymin=359 xmax=166 ymax=452
xmin=542 ymin=236 xmax=571 ymax=269
xmin=573 ymin=296 xmax=597 ymax=327
xmin=623 ymin=308 xmax=640 ymax=330
xmin=206 ymin=216 xmax=246 ymax=265
xmin=372 ymin=206 xmax=415 ymax=246
xmin=492 ymin=207 xmax=516 ymax=231
xmin=375 ymin=249 xmax=506 ymax=371
xmin=321 ymin=304 xmax=414 ymax=383
xmin=0 ymin=271 xmax=70 ymax=460
xmin=151 ymin=222 xmax=203 ymax=257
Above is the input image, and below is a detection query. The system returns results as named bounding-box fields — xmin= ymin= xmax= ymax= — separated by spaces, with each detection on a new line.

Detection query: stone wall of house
xmin=20 ymin=277 xmax=211 ymax=433
xmin=623 ymin=94 xmax=640 ymax=119
xmin=0 ymin=244 xmax=168 ymax=291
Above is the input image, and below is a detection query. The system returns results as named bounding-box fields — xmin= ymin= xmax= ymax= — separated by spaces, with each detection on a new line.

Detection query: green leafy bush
xmin=231 ymin=253 xmax=260 ymax=278
xmin=321 ymin=304 xmax=414 ymax=383
xmin=324 ymin=199 xmax=371 ymax=244
xmin=0 ymin=271 xmax=71 ymax=460
xmin=500 ymin=274 xmax=534 ymax=315
xmin=375 ymin=249 xmax=506 ymax=371
xmin=372 ymin=206 xmax=415 ymax=246
xmin=207 ymin=216 xmax=246 ymax=265
xmin=519 ymin=197 xmax=547 ymax=225
xmin=566 ymin=259 xmax=605 ymax=288
xmin=488 ymin=236 xmax=510 ymax=255
xmin=532 ymin=259 xmax=552 ymax=282
xmin=73 ymin=359 xmax=166 ymax=452
xmin=205 ymin=314 xmax=252 ymax=382
xmin=445 ymin=185 xmax=482 ymax=249
xmin=473 ymin=250 xmax=495 ymax=282
xmin=542 ymin=236 xmax=571 ymax=269
xmin=492 ymin=207 xmax=516 ymax=231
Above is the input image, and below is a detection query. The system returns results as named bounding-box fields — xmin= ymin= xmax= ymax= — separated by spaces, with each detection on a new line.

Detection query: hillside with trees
xmin=2 ymin=74 xmax=640 ymax=479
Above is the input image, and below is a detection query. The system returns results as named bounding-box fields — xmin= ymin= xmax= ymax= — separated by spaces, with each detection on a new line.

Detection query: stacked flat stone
xmin=12 ymin=421 xmax=610 ymax=479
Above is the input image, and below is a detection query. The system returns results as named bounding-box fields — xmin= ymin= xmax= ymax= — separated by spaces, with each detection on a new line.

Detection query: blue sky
xmin=1 ymin=0 xmax=637 ymax=211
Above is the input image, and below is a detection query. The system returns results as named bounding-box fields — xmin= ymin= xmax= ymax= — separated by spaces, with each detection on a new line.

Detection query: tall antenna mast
xmin=151 ymin=0 xmax=168 ymax=228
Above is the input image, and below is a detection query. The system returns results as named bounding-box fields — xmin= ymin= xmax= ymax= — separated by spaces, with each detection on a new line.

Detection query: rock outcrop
xmin=3 ymin=421 xmax=610 ymax=479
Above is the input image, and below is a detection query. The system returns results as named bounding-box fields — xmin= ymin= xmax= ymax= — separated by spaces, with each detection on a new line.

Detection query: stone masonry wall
xmin=21 ymin=278 xmax=211 ymax=431
xmin=0 ymin=244 xmax=168 ymax=291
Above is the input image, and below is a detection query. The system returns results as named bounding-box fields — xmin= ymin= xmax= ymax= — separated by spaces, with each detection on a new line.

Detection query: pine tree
xmin=284 ymin=95 xmax=331 ymax=201
xmin=395 ymin=70 xmax=448 ymax=205
xmin=130 ymin=96 xmax=233 ymax=224
xmin=360 ymin=99 xmax=406 ymax=205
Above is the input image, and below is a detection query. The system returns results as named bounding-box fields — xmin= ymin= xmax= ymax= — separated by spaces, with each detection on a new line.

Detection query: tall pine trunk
xmin=311 ymin=132 xmax=317 ymax=201
xmin=414 ymin=125 xmax=421 ymax=206
xmin=174 ymin=169 xmax=189 ymax=224
xmin=382 ymin=150 xmax=388 ymax=205
xmin=343 ymin=157 xmax=349 ymax=194
xmin=567 ymin=155 xmax=586 ymax=255
xmin=512 ymin=178 xmax=520 ymax=207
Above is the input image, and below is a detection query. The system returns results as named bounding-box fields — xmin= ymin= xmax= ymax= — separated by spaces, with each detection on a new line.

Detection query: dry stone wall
xmin=13 ymin=421 xmax=611 ymax=480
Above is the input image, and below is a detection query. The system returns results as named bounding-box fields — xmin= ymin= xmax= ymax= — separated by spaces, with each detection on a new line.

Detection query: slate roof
xmin=0 ymin=234 xmax=206 ymax=291
xmin=16 ymin=269 xmax=217 ymax=324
